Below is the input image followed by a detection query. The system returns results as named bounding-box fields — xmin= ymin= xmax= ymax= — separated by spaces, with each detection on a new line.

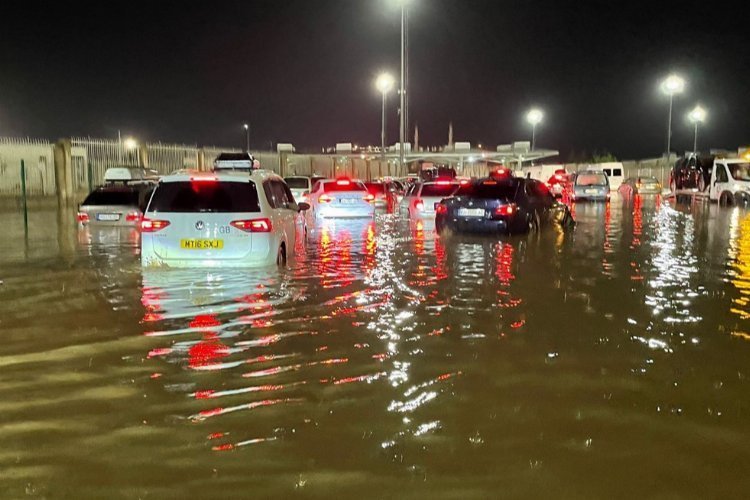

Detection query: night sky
xmin=1 ymin=0 xmax=748 ymax=160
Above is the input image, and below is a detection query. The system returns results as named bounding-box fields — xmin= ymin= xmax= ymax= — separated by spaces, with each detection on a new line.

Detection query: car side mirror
xmin=298 ymin=202 xmax=311 ymax=212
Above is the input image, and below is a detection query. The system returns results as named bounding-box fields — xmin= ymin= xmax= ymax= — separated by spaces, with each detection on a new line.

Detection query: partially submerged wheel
xmin=528 ymin=211 xmax=540 ymax=233
xmin=276 ymin=244 xmax=287 ymax=266
xmin=719 ymin=192 xmax=735 ymax=207
xmin=735 ymin=192 xmax=750 ymax=207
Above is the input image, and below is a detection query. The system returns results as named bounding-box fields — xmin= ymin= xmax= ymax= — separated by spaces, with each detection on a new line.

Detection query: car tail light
xmin=364 ymin=193 xmax=375 ymax=203
xmin=435 ymin=180 xmax=452 ymax=186
xmin=555 ymin=174 xmax=563 ymax=181
xmin=435 ymin=204 xmax=448 ymax=215
xmin=190 ymin=176 xmax=218 ymax=182
xmin=125 ymin=211 xmax=141 ymax=222
xmin=414 ymin=199 xmax=425 ymax=211
xmin=141 ymin=218 xmax=171 ymax=232
xmin=231 ymin=218 xmax=272 ymax=232
xmin=459 ymin=179 xmax=470 ymax=185
xmin=494 ymin=204 xmax=517 ymax=216
xmin=77 ymin=212 xmax=89 ymax=223
xmin=336 ymin=179 xmax=351 ymax=186
xmin=318 ymin=194 xmax=333 ymax=203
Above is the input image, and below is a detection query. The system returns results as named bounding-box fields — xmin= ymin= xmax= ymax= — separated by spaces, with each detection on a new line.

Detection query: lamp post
xmin=660 ymin=74 xmax=685 ymax=158
xmin=243 ymin=123 xmax=250 ymax=152
xmin=526 ymin=108 xmax=543 ymax=151
xmin=375 ymin=73 xmax=395 ymax=162
xmin=397 ymin=0 xmax=411 ymax=176
xmin=688 ymin=105 xmax=706 ymax=154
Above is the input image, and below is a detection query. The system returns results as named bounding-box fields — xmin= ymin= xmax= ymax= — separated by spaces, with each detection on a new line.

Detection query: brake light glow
xmin=555 ymin=174 xmax=563 ymax=181
xmin=318 ymin=194 xmax=333 ymax=203
xmin=364 ymin=193 xmax=375 ymax=203
xmin=494 ymin=204 xmax=516 ymax=216
xmin=336 ymin=179 xmax=351 ymax=186
xmin=77 ymin=212 xmax=89 ymax=223
xmin=414 ymin=199 xmax=425 ymax=211
xmin=483 ymin=180 xmax=498 ymax=185
xmin=190 ymin=176 xmax=218 ymax=182
xmin=459 ymin=179 xmax=470 ymax=185
xmin=435 ymin=180 xmax=452 ymax=186
xmin=231 ymin=218 xmax=272 ymax=232
xmin=495 ymin=168 xmax=509 ymax=176
xmin=435 ymin=204 xmax=448 ymax=215
xmin=125 ymin=212 xmax=141 ymax=222
xmin=141 ymin=218 xmax=171 ymax=232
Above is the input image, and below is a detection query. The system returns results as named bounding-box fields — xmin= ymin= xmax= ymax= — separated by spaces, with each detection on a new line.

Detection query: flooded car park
xmin=2 ymin=195 xmax=750 ymax=497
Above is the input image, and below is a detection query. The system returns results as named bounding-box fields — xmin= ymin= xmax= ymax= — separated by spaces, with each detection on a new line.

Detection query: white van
xmin=584 ymin=162 xmax=624 ymax=191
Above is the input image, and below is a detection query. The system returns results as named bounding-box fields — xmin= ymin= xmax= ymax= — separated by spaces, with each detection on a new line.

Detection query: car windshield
xmin=421 ymin=184 xmax=458 ymax=197
xmin=576 ymin=174 xmax=608 ymax=186
xmin=457 ymin=181 xmax=518 ymax=199
xmin=729 ymin=163 xmax=750 ymax=181
xmin=323 ymin=181 xmax=366 ymax=192
xmin=284 ymin=177 xmax=309 ymax=189
xmin=82 ymin=190 xmax=139 ymax=206
xmin=364 ymin=183 xmax=386 ymax=193
xmin=147 ymin=181 xmax=261 ymax=213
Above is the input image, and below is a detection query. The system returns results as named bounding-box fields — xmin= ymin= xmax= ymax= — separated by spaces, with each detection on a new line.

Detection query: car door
xmin=272 ymin=180 xmax=298 ymax=248
xmin=710 ymin=163 xmax=730 ymax=201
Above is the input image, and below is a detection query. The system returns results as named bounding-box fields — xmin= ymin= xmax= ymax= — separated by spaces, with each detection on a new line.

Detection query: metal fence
xmin=0 ymin=138 xmax=56 ymax=197
xmin=71 ymin=137 xmax=140 ymax=188
xmin=146 ymin=142 xmax=199 ymax=174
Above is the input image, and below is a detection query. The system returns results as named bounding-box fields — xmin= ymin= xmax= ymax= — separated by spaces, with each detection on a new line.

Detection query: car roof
xmin=158 ymin=169 xmax=282 ymax=183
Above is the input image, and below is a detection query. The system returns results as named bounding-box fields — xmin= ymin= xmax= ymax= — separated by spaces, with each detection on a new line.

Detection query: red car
xmin=364 ymin=181 xmax=399 ymax=212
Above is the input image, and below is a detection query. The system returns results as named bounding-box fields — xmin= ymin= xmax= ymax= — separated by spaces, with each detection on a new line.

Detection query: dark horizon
xmin=1 ymin=0 xmax=748 ymax=160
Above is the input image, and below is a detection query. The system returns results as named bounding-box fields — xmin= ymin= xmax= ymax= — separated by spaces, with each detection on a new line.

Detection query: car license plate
xmin=339 ymin=198 xmax=356 ymax=204
xmin=457 ymin=208 xmax=485 ymax=217
xmin=180 ymin=239 xmax=224 ymax=250
xmin=585 ymin=189 xmax=598 ymax=194
xmin=96 ymin=213 xmax=120 ymax=221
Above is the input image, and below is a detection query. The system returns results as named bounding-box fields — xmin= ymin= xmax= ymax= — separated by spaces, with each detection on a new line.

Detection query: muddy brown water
xmin=1 ymin=196 xmax=749 ymax=498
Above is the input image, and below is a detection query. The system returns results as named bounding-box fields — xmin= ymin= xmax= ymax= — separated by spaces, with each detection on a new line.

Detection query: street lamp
xmin=375 ymin=72 xmax=395 ymax=162
xmin=243 ymin=123 xmax=250 ymax=152
xmin=123 ymin=137 xmax=137 ymax=151
xmin=688 ymin=105 xmax=706 ymax=154
xmin=526 ymin=108 xmax=543 ymax=151
xmin=660 ymin=74 xmax=686 ymax=158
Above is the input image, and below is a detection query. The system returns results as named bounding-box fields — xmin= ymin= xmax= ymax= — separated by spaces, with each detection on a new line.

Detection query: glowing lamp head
xmin=661 ymin=74 xmax=686 ymax=95
xmin=688 ymin=105 xmax=706 ymax=124
xmin=375 ymin=72 xmax=395 ymax=94
xmin=123 ymin=137 xmax=138 ymax=151
xmin=526 ymin=109 xmax=543 ymax=126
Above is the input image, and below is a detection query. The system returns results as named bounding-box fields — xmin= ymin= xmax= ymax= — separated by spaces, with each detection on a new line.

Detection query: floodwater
xmin=2 ymin=195 xmax=750 ymax=498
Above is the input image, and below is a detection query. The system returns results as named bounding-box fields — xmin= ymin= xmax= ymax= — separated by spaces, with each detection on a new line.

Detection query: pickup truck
xmin=671 ymin=155 xmax=750 ymax=205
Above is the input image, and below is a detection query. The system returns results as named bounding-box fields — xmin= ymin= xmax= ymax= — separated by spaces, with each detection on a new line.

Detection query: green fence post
xmin=21 ymin=160 xmax=28 ymax=231
xmin=88 ymin=161 xmax=94 ymax=192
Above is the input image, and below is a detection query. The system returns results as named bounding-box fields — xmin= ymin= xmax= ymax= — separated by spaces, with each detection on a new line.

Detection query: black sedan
xmin=435 ymin=177 xmax=574 ymax=235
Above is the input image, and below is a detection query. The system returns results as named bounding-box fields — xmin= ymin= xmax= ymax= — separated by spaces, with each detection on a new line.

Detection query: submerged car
xmin=140 ymin=170 xmax=309 ymax=268
xmin=435 ymin=177 xmax=573 ymax=234
xmin=284 ymin=175 xmax=326 ymax=204
xmin=571 ymin=171 xmax=610 ymax=201
xmin=77 ymin=184 xmax=154 ymax=227
xmin=306 ymin=178 xmax=375 ymax=219
xmin=399 ymin=180 xmax=460 ymax=219
xmin=618 ymin=176 xmax=662 ymax=195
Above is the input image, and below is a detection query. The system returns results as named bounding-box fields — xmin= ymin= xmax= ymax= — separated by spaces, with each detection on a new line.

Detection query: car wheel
xmin=276 ymin=243 xmax=287 ymax=266
xmin=719 ymin=192 xmax=735 ymax=207
xmin=528 ymin=212 xmax=540 ymax=233
xmin=735 ymin=192 xmax=750 ymax=207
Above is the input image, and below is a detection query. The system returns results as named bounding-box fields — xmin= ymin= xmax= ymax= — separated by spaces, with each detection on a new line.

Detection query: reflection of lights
xmin=729 ymin=213 xmax=750 ymax=322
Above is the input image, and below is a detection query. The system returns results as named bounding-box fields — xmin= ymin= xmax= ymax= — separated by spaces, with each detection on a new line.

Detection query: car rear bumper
xmin=141 ymin=236 xmax=277 ymax=268
xmin=316 ymin=206 xmax=375 ymax=218
xmin=437 ymin=217 xmax=514 ymax=234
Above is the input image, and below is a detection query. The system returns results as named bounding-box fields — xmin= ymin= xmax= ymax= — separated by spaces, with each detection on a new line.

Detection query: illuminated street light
xmin=375 ymin=72 xmax=395 ymax=162
xmin=526 ymin=108 xmax=543 ymax=151
xmin=688 ymin=105 xmax=706 ymax=154
xmin=123 ymin=137 xmax=137 ymax=150
xmin=243 ymin=123 xmax=250 ymax=152
xmin=660 ymin=74 xmax=686 ymax=157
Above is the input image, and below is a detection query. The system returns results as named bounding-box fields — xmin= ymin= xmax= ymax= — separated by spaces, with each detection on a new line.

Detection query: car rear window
xmin=147 ymin=181 xmax=261 ymax=213
xmin=82 ymin=190 xmax=139 ymax=206
xmin=640 ymin=178 xmax=659 ymax=184
xmin=284 ymin=177 xmax=309 ymax=189
xmin=323 ymin=181 xmax=366 ymax=192
xmin=457 ymin=181 xmax=518 ymax=199
xmin=364 ymin=183 xmax=386 ymax=193
xmin=576 ymin=174 xmax=608 ymax=186
xmin=420 ymin=184 xmax=458 ymax=197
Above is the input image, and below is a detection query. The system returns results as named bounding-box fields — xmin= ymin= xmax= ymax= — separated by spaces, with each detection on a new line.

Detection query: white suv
xmin=141 ymin=170 xmax=308 ymax=267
